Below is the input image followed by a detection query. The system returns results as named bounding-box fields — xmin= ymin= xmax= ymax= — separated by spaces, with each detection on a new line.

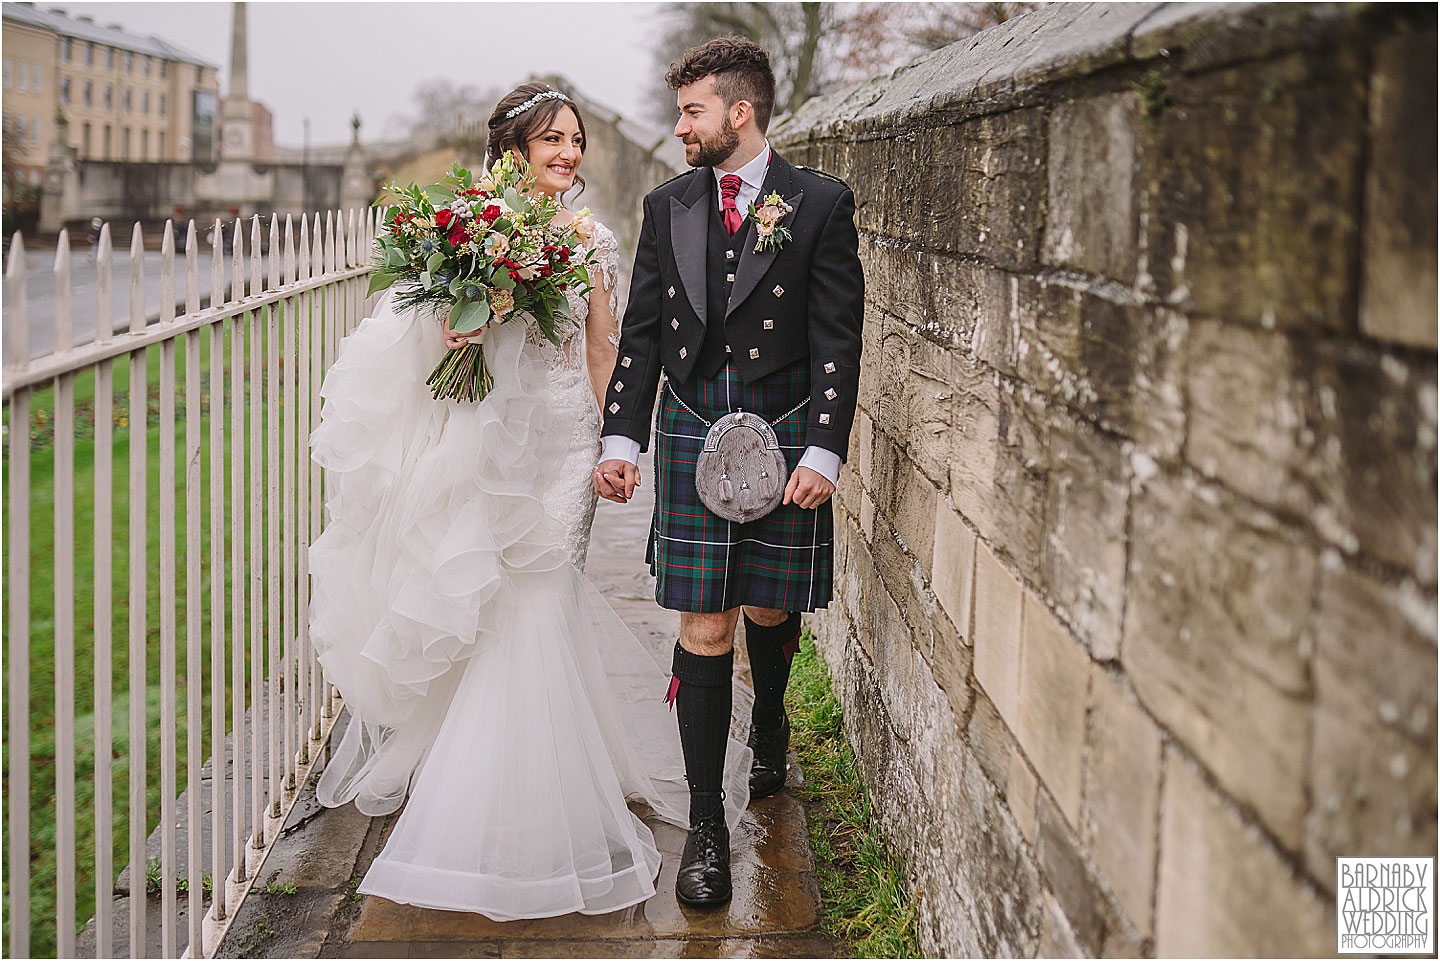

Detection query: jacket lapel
xmin=669 ymin=171 xmax=711 ymax=326
xmin=727 ymin=152 xmax=801 ymax=318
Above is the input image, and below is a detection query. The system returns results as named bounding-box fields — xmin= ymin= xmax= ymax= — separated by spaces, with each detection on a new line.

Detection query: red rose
xmin=480 ymin=203 xmax=503 ymax=225
xmin=448 ymin=223 xmax=469 ymax=247
xmin=435 ymin=209 xmax=453 ymax=228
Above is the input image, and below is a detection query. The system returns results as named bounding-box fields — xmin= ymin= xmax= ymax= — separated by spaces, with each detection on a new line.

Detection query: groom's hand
xmin=784 ymin=466 xmax=835 ymax=510
xmin=595 ymin=459 xmax=640 ymax=504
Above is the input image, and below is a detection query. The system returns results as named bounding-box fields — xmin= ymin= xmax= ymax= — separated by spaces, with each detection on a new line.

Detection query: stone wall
xmin=772 ymin=3 xmax=1437 ymax=956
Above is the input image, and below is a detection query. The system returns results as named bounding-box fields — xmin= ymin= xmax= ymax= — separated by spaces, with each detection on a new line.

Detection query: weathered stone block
xmin=1305 ymin=559 xmax=1438 ymax=887
xmin=930 ymin=593 xmax=974 ymax=723
xmin=932 ymin=504 xmax=977 ymax=640
xmin=1017 ymin=593 xmax=1089 ymax=828
xmin=1305 ymin=341 xmax=1437 ymax=585
xmin=1137 ymin=51 xmax=1364 ymax=331
xmin=1084 ymin=666 xmax=1162 ymax=937
xmin=1007 ymin=752 xmax=1038 ymax=845
xmin=948 ymin=349 xmax=1000 ymax=534
xmin=854 ymin=408 xmax=874 ymax=496
xmin=1157 ymin=749 xmax=1333 ymax=958
xmin=1361 ymin=26 xmax=1438 ymax=349
xmin=1123 ymin=469 xmax=1314 ymax=850
xmin=1044 ymin=92 xmax=1141 ymax=283
xmin=905 ymin=332 xmax=955 ymax=491
xmin=1078 ymin=303 xmax=1187 ymax=460
xmin=891 ymin=464 xmax=939 ymax=579
xmin=1190 ymin=320 xmax=1437 ymax=582
xmin=991 ymin=378 xmax=1048 ymax=584
xmin=974 ymin=540 xmax=1024 ymax=732
xmin=1036 ymin=790 xmax=1105 ymax=953
xmin=1043 ymin=410 xmax=1129 ymax=660
xmin=967 ymin=689 xmax=1016 ymax=794
xmin=923 ymin=111 xmax=1047 ymax=270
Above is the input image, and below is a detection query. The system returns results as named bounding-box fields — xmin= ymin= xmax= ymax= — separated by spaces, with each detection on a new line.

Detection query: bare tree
xmin=646 ymin=2 xmax=1042 ymax=126
xmin=386 ymin=78 xmax=502 ymax=145
xmin=647 ymin=2 xmax=838 ymax=126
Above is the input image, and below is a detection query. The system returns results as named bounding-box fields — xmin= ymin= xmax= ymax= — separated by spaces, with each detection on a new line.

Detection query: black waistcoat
xmin=694 ymin=199 xmax=743 ymax=380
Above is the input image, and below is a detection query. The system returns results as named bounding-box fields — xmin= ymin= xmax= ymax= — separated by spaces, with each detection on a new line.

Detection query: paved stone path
xmin=217 ymin=452 xmax=836 ymax=959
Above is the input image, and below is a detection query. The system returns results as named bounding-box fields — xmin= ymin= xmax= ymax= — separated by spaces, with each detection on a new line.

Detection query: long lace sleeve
xmin=590 ymin=222 xmax=622 ymax=349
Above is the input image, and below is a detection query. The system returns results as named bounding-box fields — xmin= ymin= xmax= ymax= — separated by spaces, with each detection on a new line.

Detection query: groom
xmin=594 ymin=36 xmax=863 ymax=906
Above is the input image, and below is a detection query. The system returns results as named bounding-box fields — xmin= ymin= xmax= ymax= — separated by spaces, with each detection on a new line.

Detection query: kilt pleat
xmin=648 ymin=359 xmax=834 ymax=613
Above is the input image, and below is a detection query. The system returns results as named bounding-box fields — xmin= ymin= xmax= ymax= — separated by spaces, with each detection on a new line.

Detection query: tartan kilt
xmin=646 ymin=358 xmax=835 ymax=613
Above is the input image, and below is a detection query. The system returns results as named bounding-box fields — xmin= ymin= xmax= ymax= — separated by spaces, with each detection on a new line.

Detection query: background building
xmin=2 ymin=0 xmax=221 ymax=175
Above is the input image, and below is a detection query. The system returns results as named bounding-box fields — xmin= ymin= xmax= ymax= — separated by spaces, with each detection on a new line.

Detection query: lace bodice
xmin=526 ymin=221 xmax=622 ymax=570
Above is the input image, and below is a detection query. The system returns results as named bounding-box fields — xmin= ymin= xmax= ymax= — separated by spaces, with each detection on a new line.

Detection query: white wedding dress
xmin=306 ymin=222 xmax=751 ymax=920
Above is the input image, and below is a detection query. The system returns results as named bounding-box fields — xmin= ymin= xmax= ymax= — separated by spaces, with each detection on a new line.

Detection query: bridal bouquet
xmin=368 ymin=155 xmax=598 ymax=402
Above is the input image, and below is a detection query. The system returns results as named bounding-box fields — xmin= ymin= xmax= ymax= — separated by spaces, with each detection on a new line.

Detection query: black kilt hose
xmin=646 ymin=359 xmax=834 ymax=613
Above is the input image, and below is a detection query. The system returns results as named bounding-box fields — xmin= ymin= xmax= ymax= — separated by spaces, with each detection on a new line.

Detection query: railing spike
xmin=96 ymin=222 xmax=114 ymax=345
xmin=128 ymin=222 xmax=146 ymax=335
xmin=231 ymin=217 xmax=246 ymax=306
xmin=284 ymin=213 xmax=296 ymax=286
xmin=5 ymin=231 xmax=29 ymax=371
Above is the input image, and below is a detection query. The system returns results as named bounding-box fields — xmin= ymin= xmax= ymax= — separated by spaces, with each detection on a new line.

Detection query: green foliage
xmin=1136 ymin=67 xmax=1173 ymax=119
xmin=787 ymin=632 xmax=921 ymax=958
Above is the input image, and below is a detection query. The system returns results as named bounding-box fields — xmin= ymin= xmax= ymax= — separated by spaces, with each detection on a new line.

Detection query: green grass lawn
xmin=3 ymin=305 xmax=326 ymax=957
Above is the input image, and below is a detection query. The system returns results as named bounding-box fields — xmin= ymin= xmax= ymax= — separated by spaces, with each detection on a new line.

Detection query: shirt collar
xmin=715 ymin=141 xmax=771 ymax=193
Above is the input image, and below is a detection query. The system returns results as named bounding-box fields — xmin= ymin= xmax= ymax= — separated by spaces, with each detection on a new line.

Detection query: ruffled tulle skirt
xmin=307 ymin=292 xmax=750 ymax=919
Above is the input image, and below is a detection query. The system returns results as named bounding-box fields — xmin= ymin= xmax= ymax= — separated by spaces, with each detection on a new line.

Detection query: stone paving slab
xmin=216 ymin=451 xmax=835 ymax=958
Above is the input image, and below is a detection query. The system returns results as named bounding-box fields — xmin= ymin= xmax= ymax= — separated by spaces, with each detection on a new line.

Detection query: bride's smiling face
xmin=523 ymin=105 xmax=584 ymax=198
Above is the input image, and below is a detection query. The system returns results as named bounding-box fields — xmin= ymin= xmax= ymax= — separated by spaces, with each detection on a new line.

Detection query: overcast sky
xmin=56 ymin=1 xmax=669 ymax=146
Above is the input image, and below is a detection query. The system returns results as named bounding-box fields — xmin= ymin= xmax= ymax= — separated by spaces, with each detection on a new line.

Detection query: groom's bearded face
xmin=685 ymin=114 xmax=741 ymax=169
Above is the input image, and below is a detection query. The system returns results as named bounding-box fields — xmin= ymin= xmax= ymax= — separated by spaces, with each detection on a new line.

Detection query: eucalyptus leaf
xmin=385 ymin=246 xmax=408 ymax=268
xmin=367 ymin=270 xmax=398 ymax=296
xmin=424 ymin=184 xmax=455 ymax=205
xmin=420 ymin=270 xmax=432 ymax=290
xmin=427 ymin=251 xmax=446 ymax=273
xmin=452 ymin=298 xmax=492 ymax=334
xmin=493 ymin=271 xmax=515 ymax=290
xmin=504 ymin=188 xmax=524 ymax=210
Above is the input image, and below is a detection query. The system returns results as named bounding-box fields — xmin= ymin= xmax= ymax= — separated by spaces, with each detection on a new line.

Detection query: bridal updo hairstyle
xmin=486 ymin=81 xmax=588 ymax=196
xmin=665 ymin=36 xmax=776 ymax=133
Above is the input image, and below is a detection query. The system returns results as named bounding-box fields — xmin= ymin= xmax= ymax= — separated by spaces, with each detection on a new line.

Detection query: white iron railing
xmin=3 ymin=207 xmax=383 ymax=958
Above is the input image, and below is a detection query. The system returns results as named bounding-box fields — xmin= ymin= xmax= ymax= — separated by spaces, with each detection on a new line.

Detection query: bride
xmin=306 ymin=81 xmax=751 ymax=921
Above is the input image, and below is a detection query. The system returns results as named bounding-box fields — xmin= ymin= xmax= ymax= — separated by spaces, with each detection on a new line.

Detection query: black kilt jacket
xmin=600 ymin=151 xmax=865 ymax=459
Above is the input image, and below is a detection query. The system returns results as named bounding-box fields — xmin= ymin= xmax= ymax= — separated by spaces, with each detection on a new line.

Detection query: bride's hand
xmin=443 ymin=326 xmax=482 ymax=351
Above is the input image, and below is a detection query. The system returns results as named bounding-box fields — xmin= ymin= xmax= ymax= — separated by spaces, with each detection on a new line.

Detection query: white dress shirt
xmin=599 ymin=140 xmax=842 ymax=487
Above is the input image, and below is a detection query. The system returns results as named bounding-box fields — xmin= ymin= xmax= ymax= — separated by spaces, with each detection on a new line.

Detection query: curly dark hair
xmin=665 ymin=36 xmax=776 ymax=133
xmin=486 ymin=81 xmax=587 ymax=197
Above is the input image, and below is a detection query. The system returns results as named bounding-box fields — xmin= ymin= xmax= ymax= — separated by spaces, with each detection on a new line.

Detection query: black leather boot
xmin=676 ymin=796 xmax=731 ymax=906
xmin=747 ymin=712 xmax=791 ymax=799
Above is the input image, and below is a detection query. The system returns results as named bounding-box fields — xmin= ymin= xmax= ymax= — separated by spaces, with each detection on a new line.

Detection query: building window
xmin=104 ymin=83 xmax=112 ymax=109
xmin=142 ymin=91 xmax=149 ymax=114
xmin=123 ymin=88 xmax=132 ymax=113
xmin=82 ymin=122 xmax=91 ymax=157
xmin=85 ymin=42 xmax=94 ymax=66
xmin=16 ymin=59 xmax=26 ymax=91
xmin=160 ymin=60 xmax=168 ymax=79
xmin=83 ymin=80 xmax=92 ymax=107
xmin=61 ymin=76 xmax=70 ymax=104
xmin=3 ymin=58 xmax=10 ymax=89
xmin=31 ymin=64 xmax=40 ymax=94
xmin=106 ymin=47 xmax=114 ymax=70
xmin=124 ymin=51 xmax=133 ymax=73
xmin=122 ymin=127 xmax=130 ymax=160
xmin=30 ymin=115 xmax=40 ymax=144
xmin=158 ymin=93 xmax=166 ymax=115
xmin=158 ymin=130 xmax=165 ymax=158
xmin=103 ymin=124 xmax=111 ymax=159
xmin=141 ymin=128 xmax=149 ymax=159
xmin=60 ymin=38 xmax=71 ymax=61
xmin=144 ymin=56 xmax=151 ymax=77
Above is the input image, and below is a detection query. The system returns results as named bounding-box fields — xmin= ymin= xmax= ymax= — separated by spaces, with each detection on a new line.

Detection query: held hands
xmin=594 ymin=458 xmax=641 ymax=504
xmin=783 ymin=466 xmax=835 ymax=510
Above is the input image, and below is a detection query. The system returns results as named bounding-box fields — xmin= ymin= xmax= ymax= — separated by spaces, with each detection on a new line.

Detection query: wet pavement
xmin=217 ymin=451 xmax=836 ymax=959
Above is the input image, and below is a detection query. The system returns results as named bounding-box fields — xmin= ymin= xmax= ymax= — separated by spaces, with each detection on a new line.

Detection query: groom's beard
xmin=685 ymin=119 xmax=742 ymax=169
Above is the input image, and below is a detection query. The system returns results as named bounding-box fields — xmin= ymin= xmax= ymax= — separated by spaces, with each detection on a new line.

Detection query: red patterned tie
xmin=719 ymin=174 xmax=743 ymax=236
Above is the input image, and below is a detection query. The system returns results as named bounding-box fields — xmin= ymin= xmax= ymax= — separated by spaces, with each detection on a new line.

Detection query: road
xmin=5 ymin=246 xmax=280 ymax=364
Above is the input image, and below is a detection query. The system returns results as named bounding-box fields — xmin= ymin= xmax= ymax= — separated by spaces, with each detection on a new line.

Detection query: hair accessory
xmin=504 ymin=89 xmax=571 ymax=120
